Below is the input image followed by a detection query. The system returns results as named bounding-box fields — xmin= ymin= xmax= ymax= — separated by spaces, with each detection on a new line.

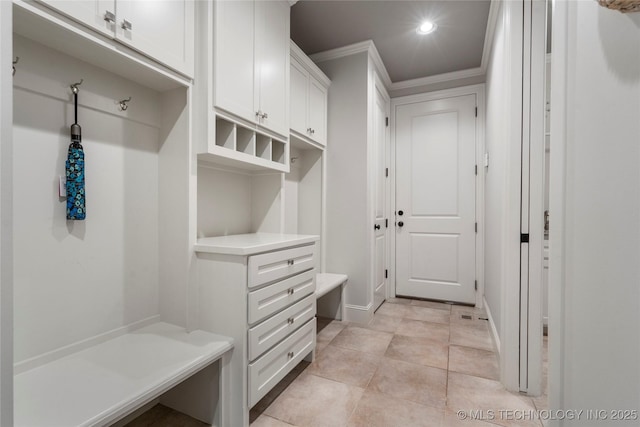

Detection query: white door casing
xmin=395 ymin=94 xmax=477 ymax=304
xmin=373 ymin=80 xmax=389 ymax=311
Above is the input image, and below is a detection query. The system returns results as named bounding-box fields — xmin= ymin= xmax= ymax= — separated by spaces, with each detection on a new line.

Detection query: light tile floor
xmin=251 ymin=298 xmax=549 ymax=427
xmin=126 ymin=298 xmax=549 ymax=427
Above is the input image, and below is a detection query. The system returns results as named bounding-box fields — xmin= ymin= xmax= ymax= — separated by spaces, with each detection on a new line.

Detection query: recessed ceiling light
xmin=417 ymin=21 xmax=437 ymax=35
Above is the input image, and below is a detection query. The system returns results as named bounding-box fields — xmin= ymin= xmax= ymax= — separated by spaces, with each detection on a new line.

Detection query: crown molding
xmin=390 ymin=67 xmax=484 ymax=92
xmin=481 ymin=0 xmax=501 ymax=72
xmin=310 ymin=40 xmax=392 ymax=88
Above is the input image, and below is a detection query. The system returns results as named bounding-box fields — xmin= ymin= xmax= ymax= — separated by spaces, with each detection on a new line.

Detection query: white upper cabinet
xmin=213 ymin=0 xmax=290 ymax=138
xmin=307 ymin=77 xmax=327 ymax=146
xmin=289 ymin=41 xmax=330 ymax=147
xmin=290 ymin=59 xmax=309 ymax=136
xmin=115 ymin=1 xmax=194 ymax=77
xmin=213 ymin=0 xmax=256 ymax=126
xmin=37 ymin=0 xmax=116 ymax=37
xmin=254 ymin=0 xmax=290 ymax=138
xmin=36 ymin=0 xmax=194 ymax=77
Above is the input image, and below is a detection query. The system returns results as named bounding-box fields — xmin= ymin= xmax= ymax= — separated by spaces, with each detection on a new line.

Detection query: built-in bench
xmin=14 ymin=322 xmax=234 ymax=427
xmin=315 ymin=273 xmax=348 ymax=320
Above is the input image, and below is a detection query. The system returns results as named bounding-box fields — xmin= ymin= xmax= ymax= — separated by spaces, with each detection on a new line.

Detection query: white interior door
xmin=373 ymin=81 xmax=389 ymax=311
xmin=395 ymin=94 xmax=477 ymax=304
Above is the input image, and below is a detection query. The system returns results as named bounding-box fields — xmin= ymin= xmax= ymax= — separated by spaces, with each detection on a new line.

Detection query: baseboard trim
xmin=344 ymin=302 xmax=373 ymax=325
xmin=483 ymin=296 xmax=501 ymax=356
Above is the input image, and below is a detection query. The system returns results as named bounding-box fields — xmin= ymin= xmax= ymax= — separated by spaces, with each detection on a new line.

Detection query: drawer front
xmin=248 ymin=244 xmax=316 ymax=288
xmin=248 ymin=269 xmax=316 ymax=325
xmin=248 ymin=319 xmax=316 ymax=407
xmin=248 ymin=294 xmax=316 ymax=361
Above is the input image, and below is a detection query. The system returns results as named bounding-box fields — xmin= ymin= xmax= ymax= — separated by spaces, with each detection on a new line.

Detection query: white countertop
xmin=195 ymin=233 xmax=320 ymax=256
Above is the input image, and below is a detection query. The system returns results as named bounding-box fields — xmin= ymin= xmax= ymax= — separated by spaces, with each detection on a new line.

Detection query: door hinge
xmin=521 ymin=233 xmax=530 ymax=243
xmin=475 ymin=107 xmax=478 ymax=117
xmin=385 ymin=269 xmax=388 ymax=279
xmin=475 ymin=165 xmax=478 ymax=176
xmin=385 ymin=117 xmax=389 ymax=127
xmin=385 ymin=218 xmax=388 ymax=228
xmin=475 ymin=280 xmax=478 ymax=291
xmin=385 ymin=167 xmax=389 ymax=177
xmin=475 ymin=222 xmax=478 ymax=233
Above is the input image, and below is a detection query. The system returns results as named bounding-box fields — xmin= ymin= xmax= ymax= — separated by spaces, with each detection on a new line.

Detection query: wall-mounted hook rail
xmin=70 ymin=79 xmax=83 ymax=94
xmin=119 ymin=96 xmax=132 ymax=111
xmin=12 ymin=57 xmax=19 ymax=76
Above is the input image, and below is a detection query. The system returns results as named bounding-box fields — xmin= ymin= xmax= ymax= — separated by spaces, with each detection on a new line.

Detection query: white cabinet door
xmin=308 ymin=77 xmax=327 ymax=146
xmin=214 ymin=0 xmax=256 ymax=124
xmin=290 ymin=58 xmax=308 ymax=136
xmin=116 ymin=0 xmax=194 ymax=77
xmin=38 ymin=0 xmax=116 ymax=37
xmin=254 ymin=0 xmax=289 ymax=137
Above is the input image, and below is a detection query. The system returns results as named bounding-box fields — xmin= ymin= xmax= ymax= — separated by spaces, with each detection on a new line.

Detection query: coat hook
xmin=70 ymin=79 xmax=83 ymax=94
xmin=119 ymin=96 xmax=132 ymax=111
xmin=12 ymin=57 xmax=19 ymax=76
xmin=291 ymin=156 xmax=298 ymax=164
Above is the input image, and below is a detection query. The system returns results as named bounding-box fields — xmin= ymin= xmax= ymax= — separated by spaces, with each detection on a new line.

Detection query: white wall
xmin=0 ymin=3 xmax=13 ymax=424
xmin=12 ymin=37 xmax=163 ymax=364
xmin=197 ymin=166 xmax=283 ymax=237
xmin=318 ymin=52 xmax=371 ymax=312
xmin=550 ymin=2 xmax=640 ymax=422
xmin=483 ymin=0 xmax=524 ymax=390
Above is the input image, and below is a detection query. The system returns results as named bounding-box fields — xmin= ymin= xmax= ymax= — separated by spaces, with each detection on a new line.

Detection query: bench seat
xmin=14 ymin=322 xmax=233 ymax=427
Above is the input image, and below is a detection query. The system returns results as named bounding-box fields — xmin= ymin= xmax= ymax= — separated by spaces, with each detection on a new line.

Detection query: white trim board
xmin=484 ymin=296 xmax=501 ymax=356
xmin=344 ymin=302 xmax=374 ymax=325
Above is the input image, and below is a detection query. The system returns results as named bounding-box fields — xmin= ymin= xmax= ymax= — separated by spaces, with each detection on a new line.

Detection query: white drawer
xmin=248 ymin=269 xmax=315 ymax=325
xmin=248 ymin=294 xmax=316 ymax=361
xmin=248 ymin=319 xmax=315 ymax=407
xmin=248 ymin=244 xmax=316 ymax=289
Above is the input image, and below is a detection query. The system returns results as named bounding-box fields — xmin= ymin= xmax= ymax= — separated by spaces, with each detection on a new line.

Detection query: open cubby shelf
xmin=200 ymin=115 xmax=289 ymax=173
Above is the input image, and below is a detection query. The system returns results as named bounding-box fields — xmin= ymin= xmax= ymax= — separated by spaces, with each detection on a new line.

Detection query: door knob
xmin=374 ymin=224 xmax=381 ymax=230
xmin=398 ymin=210 xmax=404 ymax=216
xmin=398 ymin=221 xmax=404 ymax=227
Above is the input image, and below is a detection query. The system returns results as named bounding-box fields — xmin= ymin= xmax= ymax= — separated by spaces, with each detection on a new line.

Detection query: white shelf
xmin=14 ymin=322 xmax=233 ymax=427
xmin=198 ymin=115 xmax=290 ymax=173
xmin=195 ymin=233 xmax=319 ymax=256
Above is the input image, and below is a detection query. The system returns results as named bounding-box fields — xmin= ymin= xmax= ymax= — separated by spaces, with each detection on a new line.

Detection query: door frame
xmin=389 ymin=84 xmax=486 ymax=309
xmin=370 ymin=71 xmax=391 ymax=308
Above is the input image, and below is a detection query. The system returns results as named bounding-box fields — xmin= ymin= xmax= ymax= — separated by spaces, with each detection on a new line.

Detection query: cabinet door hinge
xmin=475 ymin=222 xmax=478 ymax=233
xmin=521 ymin=233 xmax=530 ymax=243
xmin=385 ymin=117 xmax=389 ymax=127
xmin=475 ymin=280 xmax=478 ymax=291
xmin=385 ymin=269 xmax=388 ymax=279
xmin=475 ymin=165 xmax=478 ymax=176
xmin=385 ymin=218 xmax=388 ymax=228
xmin=475 ymin=107 xmax=478 ymax=117
xmin=385 ymin=167 xmax=389 ymax=177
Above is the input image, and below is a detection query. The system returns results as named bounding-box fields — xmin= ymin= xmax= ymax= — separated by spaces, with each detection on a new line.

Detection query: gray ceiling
xmin=291 ymin=0 xmax=491 ymax=83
